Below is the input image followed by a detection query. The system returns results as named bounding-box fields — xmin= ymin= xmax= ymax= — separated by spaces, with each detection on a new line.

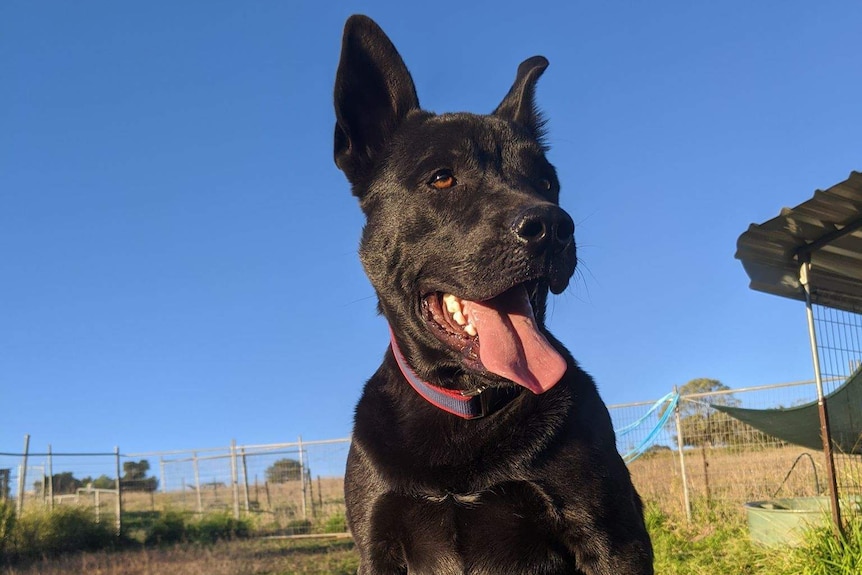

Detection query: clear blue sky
xmin=3 ymin=2 xmax=861 ymax=455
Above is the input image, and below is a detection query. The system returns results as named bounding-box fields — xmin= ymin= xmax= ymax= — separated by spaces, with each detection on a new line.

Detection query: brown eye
xmin=538 ymin=178 xmax=552 ymax=191
xmin=428 ymin=170 xmax=456 ymax=190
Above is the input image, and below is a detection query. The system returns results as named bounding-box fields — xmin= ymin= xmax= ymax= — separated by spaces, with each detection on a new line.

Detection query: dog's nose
xmin=512 ymin=204 xmax=575 ymax=256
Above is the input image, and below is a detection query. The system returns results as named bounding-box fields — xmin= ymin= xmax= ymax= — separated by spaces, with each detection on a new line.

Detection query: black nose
xmin=512 ymin=204 xmax=575 ymax=256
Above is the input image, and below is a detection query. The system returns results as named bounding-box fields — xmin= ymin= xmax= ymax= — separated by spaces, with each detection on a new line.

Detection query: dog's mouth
xmin=422 ymin=283 xmax=567 ymax=394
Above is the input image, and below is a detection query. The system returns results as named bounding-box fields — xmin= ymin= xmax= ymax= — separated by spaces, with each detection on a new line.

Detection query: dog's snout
xmin=513 ymin=205 xmax=575 ymax=256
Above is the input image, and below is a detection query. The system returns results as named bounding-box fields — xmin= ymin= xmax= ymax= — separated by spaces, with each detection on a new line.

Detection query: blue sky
xmin=3 ymin=2 xmax=862 ymax=456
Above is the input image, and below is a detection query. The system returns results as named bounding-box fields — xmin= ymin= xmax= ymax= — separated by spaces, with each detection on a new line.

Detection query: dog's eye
xmin=428 ymin=170 xmax=456 ymax=190
xmin=538 ymin=178 xmax=552 ymax=191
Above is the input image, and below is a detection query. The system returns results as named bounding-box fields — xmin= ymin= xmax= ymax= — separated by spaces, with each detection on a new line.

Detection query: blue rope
xmin=615 ymin=392 xmax=679 ymax=464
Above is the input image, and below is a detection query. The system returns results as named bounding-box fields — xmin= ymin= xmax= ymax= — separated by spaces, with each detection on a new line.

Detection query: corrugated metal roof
xmin=735 ymin=171 xmax=862 ymax=313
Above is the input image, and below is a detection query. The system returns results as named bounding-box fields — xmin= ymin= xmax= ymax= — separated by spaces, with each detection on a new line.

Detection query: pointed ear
xmin=493 ymin=56 xmax=549 ymax=140
xmin=333 ymin=15 xmax=420 ymax=188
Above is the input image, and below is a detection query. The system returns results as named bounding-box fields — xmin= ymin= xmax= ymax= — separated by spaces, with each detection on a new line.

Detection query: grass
xmin=142 ymin=510 xmax=251 ymax=545
xmin=107 ymin=477 xmax=347 ymax=537
xmin=780 ymin=518 xmax=862 ymax=575
xmin=4 ymin=460 xmax=862 ymax=575
xmin=648 ymin=504 xmax=862 ymax=575
xmin=0 ymin=537 xmax=358 ymax=575
xmin=4 ymin=503 xmax=861 ymax=574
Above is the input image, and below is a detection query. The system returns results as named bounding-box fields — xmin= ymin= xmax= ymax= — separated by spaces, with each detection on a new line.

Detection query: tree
xmin=33 ymin=472 xmax=82 ymax=495
xmin=641 ymin=444 xmax=672 ymax=458
xmin=123 ymin=460 xmax=150 ymax=481
xmin=265 ymin=458 xmax=303 ymax=484
xmin=665 ymin=378 xmax=742 ymax=448
xmin=121 ymin=459 xmax=158 ymax=492
xmin=91 ymin=475 xmax=116 ymax=489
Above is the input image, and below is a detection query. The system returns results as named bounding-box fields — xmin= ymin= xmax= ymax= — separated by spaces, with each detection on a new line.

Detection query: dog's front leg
xmin=547 ymin=452 xmax=654 ymax=574
xmin=345 ymin=443 xmax=409 ymax=575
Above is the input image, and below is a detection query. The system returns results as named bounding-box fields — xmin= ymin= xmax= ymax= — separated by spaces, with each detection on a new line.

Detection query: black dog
xmin=333 ymin=15 xmax=653 ymax=575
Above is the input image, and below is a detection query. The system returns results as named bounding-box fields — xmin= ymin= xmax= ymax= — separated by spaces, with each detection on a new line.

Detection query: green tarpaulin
xmin=715 ymin=366 xmax=862 ymax=454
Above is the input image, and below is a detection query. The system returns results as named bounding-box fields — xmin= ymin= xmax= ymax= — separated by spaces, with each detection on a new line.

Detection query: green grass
xmin=3 ymin=500 xmax=860 ymax=574
xmin=648 ymin=504 xmax=862 ymax=575
xmin=773 ymin=518 xmax=862 ymax=575
xmin=647 ymin=505 xmax=762 ymax=574
xmin=143 ymin=509 xmax=252 ymax=545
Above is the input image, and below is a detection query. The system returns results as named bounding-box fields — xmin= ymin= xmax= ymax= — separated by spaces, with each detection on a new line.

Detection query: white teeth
xmin=443 ymin=293 xmax=461 ymax=315
xmin=441 ymin=293 xmax=478 ymax=338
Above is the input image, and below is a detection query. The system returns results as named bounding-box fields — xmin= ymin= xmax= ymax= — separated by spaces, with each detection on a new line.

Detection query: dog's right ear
xmin=493 ymin=56 xmax=549 ymax=143
xmin=334 ymin=15 xmax=419 ymax=189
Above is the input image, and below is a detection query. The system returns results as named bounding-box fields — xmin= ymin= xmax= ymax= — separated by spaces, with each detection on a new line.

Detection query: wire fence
xmin=612 ymin=379 xmax=851 ymax=520
xmin=615 ymin=301 xmax=862 ymax=520
xmin=2 ymin=302 xmax=860 ymax=534
xmin=0 ymin=438 xmax=351 ymax=537
xmin=144 ymin=438 xmax=351 ymax=534
xmin=4 ymin=373 xmax=858 ymax=539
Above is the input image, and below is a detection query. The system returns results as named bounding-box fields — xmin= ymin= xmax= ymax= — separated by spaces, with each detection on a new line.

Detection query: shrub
xmin=142 ymin=510 xmax=251 ymax=546
xmin=9 ymin=505 xmax=117 ymax=559
xmin=0 ymin=501 xmax=16 ymax=555
xmin=143 ymin=510 xmax=187 ymax=546
xmin=189 ymin=512 xmax=250 ymax=543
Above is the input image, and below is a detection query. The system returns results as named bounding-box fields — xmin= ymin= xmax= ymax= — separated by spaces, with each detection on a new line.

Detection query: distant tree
xmin=265 ymin=458 xmax=303 ymax=484
xmin=123 ymin=460 xmax=150 ymax=481
xmin=92 ymin=475 xmax=116 ymax=489
xmin=121 ymin=459 xmax=158 ymax=492
xmin=33 ymin=472 xmax=83 ymax=495
xmin=661 ymin=378 xmax=742 ymax=447
xmin=641 ymin=444 xmax=672 ymax=458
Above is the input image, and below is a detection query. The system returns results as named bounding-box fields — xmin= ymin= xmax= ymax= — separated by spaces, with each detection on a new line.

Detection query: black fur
xmin=333 ymin=15 xmax=653 ymax=575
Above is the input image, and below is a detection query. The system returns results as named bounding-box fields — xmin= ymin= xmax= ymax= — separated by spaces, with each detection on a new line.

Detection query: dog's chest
xmin=373 ymin=481 xmax=576 ymax=575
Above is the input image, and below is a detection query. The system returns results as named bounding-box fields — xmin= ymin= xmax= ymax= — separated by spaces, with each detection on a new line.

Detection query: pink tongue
xmin=461 ymin=287 xmax=567 ymax=394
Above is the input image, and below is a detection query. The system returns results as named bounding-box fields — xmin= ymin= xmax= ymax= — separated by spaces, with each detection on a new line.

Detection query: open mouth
xmin=422 ymin=282 xmax=567 ymax=394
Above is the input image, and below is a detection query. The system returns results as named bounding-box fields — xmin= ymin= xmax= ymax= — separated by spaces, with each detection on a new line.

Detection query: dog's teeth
xmin=443 ymin=293 xmax=461 ymax=315
xmin=442 ymin=293 xmax=475 ymax=336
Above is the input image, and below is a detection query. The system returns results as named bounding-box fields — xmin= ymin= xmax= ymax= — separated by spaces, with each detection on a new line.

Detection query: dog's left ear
xmin=334 ymin=15 xmax=420 ymax=189
xmin=493 ymin=56 xmax=549 ymax=140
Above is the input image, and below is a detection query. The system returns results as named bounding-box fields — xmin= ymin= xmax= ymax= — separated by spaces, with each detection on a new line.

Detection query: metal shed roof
xmin=735 ymin=171 xmax=862 ymax=313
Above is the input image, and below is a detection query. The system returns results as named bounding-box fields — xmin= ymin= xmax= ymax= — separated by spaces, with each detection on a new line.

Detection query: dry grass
xmin=630 ymin=444 xmax=861 ymax=518
xmin=30 ymin=477 xmax=348 ymax=537
xmin=1 ymin=537 xmax=358 ymax=575
xmin=9 ymin=447 xmax=860 ymax=574
xmin=116 ymin=477 xmax=345 ymax=513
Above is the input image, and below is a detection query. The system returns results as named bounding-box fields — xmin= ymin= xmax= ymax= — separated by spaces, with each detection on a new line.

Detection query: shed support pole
xmin=800 ymin=262 xmax=843 ymax=536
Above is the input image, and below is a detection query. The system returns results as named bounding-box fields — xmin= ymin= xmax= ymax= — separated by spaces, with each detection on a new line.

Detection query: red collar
xmin=389 ymin=329 xmax=519 ymax=419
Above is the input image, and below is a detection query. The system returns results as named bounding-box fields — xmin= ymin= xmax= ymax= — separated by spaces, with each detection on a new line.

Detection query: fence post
xmin=298 ymin=435 xmax=307 ymax=520
xmin=16 ymin=434 xmax=30 ymax=516
xmin=230 ymin=440 xmax=240 ymax=520
xmin=673 ymin=389 xmax=692 ymax=522
xmin=160 ymin=457 xmax=167 ymax=494
xmin=241 ymin=448 xmax=250 ymax=513
xmin=193 ymin=452 xmax=203 ymax=516
xmin=800 ymin=262 xmax=843 ymax=537
xmin=114 ymin=446 xmax=122 ymax=535
xmin=47 ymin=443 xmax=54 ymax=510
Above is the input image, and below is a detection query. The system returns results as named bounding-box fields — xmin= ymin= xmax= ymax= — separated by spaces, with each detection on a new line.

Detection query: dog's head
xmin=334 ymin=15 xmax=576 ymax=395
